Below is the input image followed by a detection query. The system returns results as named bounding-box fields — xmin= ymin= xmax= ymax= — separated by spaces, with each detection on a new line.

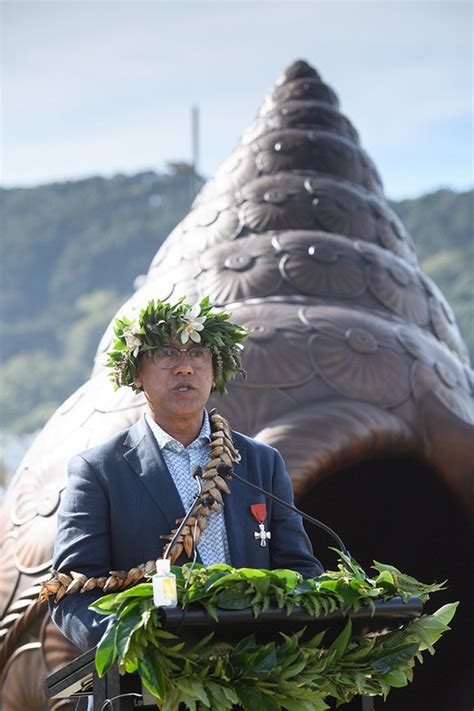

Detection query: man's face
xmin=134 ymin=339 xmax=214 ymax=424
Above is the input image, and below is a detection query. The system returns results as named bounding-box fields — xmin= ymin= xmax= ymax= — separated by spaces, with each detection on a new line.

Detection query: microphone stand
xmin=163 ymin=467 xmax=214 ymax=562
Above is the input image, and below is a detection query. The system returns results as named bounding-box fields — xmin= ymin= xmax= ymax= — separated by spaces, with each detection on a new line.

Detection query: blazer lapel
xmin=224 ymin=435 xmax=255 ymax=568
xmin=123 ymin=416 xmax=185 ymax=532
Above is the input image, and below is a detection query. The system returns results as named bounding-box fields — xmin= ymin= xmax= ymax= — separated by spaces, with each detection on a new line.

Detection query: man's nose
xmin=173 ymin=350 xmax=194 ymax=374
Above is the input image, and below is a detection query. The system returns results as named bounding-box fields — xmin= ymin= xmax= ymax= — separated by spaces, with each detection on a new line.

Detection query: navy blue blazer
xmin=50 ymin=415 xmax=322 ymax=651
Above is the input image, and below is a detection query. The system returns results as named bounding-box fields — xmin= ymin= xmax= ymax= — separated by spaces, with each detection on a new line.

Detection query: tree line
xmin=1 ymin=173 xmax=471 ymax=436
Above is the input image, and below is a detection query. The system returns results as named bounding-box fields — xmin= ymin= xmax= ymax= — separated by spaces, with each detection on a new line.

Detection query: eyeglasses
xmin=152 ymin=346 xmax=212 ymax=369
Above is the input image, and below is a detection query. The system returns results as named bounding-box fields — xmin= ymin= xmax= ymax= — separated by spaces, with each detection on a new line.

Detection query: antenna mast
xmin=191 ymin=105 xmax=200 ymax=173
xmin=190 ymin=106 xmax=200 ymax=201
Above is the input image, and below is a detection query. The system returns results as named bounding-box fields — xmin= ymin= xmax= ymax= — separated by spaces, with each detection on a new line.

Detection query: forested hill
xmin=1 ymin=170 xmax=203 ymax=435
xmin=1 ymin=173 xmax=472 ymax=437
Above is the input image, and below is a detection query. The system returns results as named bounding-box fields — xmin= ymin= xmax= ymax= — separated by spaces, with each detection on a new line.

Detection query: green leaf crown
xmin=106 ymin=296 xmax=248 ymax=394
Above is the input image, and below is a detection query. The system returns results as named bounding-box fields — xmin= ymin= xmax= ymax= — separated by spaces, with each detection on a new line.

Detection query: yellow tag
xmin=163 ymin=578 xmax=175 ymax=598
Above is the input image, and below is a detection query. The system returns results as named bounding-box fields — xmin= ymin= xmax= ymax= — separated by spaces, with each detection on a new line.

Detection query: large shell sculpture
xmin=1 ymin=60 xmax=472 ymax=710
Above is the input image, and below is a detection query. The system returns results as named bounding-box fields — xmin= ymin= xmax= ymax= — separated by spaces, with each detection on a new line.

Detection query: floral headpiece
xmin=106 ymin=297 xmax=248 ymax=395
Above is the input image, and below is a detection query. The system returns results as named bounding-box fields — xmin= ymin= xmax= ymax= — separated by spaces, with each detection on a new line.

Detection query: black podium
xmin=44 ymin=597 xmax=423 ymax=710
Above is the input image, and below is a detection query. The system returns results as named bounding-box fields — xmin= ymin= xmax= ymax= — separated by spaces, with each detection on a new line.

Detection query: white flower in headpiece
xmin=179 ymin=303 xmax=206 ymax=344
xmin=123 ymin=322 xmax=142 ymax=357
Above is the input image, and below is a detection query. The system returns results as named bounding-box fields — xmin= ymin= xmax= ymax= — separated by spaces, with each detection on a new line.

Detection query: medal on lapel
xmin=250 ymin=503 xmax=271 ymax=547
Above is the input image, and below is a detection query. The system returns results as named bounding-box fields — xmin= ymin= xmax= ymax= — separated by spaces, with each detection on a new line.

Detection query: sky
xmin=2 ymin=0 xmax=473 ymax=200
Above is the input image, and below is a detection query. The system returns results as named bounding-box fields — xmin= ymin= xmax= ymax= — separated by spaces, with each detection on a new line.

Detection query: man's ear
xmin=134 ymin=356 xmax=145 ymax=390
xmin=134 ymin=371 xmax=143 ymax=389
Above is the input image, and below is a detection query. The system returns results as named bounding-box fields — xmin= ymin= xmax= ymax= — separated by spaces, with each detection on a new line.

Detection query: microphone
xmin=216 ymin=463 xmax=349 ymax=557
xmin=192 ymin=467 xmax=216 ymax=507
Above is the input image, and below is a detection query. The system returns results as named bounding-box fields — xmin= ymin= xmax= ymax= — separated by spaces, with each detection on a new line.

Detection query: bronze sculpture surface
xmin=0 ymin=60 xmax=472 ymax=710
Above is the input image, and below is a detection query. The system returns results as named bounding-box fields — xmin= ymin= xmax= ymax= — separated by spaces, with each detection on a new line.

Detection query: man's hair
xmin=106 ymin=296 xmax=248 ymax=395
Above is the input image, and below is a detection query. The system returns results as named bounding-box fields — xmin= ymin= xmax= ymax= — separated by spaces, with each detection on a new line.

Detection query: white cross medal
xmin=250 ymin=503 xmax=271 ymax=547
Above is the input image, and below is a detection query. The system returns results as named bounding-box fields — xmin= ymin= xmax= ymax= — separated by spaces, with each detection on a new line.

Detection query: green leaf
xmin=303 ymin=630 xmax=325 ymax=651
xmin=139 ymin=650 xmax=166 ymax=701
xmin=190 ymin=631 xmax=215 ymax=652
xmin=237 ymin=685 xmax=278 ymax=711
xmin=293 ymin=580 xmax=315 ymax=595
xmin=343 ymin=636 xmax=377 ymax=662
xmin=317 ymin=579 xmax=339 ymax=593
xmin=410 ymin=606 xmax=458 ymax=653
xmin=330 ymin=550 xmax=369 ymax=579
xmin=370 ymin=643 xmax=419 ymax=673
xmin=152 ymin=628 xmax=180 ymax=640
xmin=221 ymin=685 xmax=240 ymax=705
xmin=431 ymin=601 xmax=459 ymax=627
xmin=270 ymin=569 xmax=301 ymax=590
xmin=177 ymin=691 xmax=196 ymax=711
xmin=206 ymin=572 xmax=244 ymax=590
xmin=278 ymin=651 xmax=301 ymax=670
xmin=337 ymin=584 xmax=361 ymax=611
xmin=206 ymin=681 xmax=235 ymax=709
xmin=115 ymin=614 xmax=142 ymax=657
xmin=232 ymin=650 xmax=261 ymax=676
xmin=95 ymin=622 xmax=118 ymax=677
xmin=382 ymin=669 xmax=408 ymax=688
xmin=277 ymin=628 xmax=305 ymax=654
xmin=92 ymin=584 xmax=153 ymax=617
xmin=216 ymin=587 xmax=254 ymax=609
xmin=239 ymin=568 xmax=272 ymax=595
xmin=374 ymin=570 xmax=396 ymax=589
xmin=303 ymin=596 xmax=322 ymax=618
xmin=116 ymin=583 xmax=153 ymax=598
xmin=327 ymin=619 xmax=352 ymax=660
xmin=409 ymin=603 xmax=458 ymax=653
xmin=204 ymin=570 xmax=231 ymax=591
xmin=203 ymin=601 xmax=219 ymax=621
xmin=253 ymin=647 xmax=278 ymax=675
xmin=371 ymin=562 xmax=446 ymax=598
xmin=115 ymin=599 xmax=142 ymax=620
xmin=233 ymin=634 xmax=258 ymax=655
xmin=279 ymin=659 xmax=307 ymax=680
xmin=282 ymin=698 xmax=330 ymax=711
xmin=176 ymin=678 xmax=210 ymax=706
xmin=89 ymin=593 xmax=121 ymax=614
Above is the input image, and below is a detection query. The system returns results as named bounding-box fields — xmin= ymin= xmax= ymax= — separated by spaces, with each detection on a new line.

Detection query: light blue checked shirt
xmin=145 ymin=411 xmax=231 ymax=566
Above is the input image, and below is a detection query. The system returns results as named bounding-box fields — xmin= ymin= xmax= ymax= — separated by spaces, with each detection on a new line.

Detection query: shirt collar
xmin=145 ymin=410 xmax=211 ymax=451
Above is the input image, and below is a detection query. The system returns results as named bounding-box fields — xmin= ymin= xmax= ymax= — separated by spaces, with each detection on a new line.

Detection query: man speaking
xmin=48 ymin=297 xmax=322 ymax=652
